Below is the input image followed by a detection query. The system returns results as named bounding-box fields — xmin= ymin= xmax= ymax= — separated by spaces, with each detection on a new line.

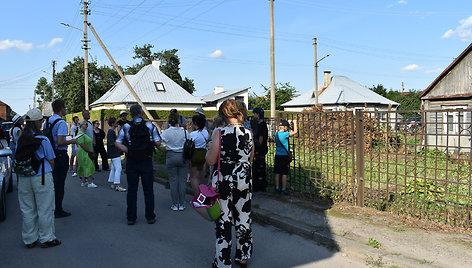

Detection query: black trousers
xmin=93 ymin=144 xmax=109 ymax=170
xmin=52 ymin=150 xmax=69 ymax=213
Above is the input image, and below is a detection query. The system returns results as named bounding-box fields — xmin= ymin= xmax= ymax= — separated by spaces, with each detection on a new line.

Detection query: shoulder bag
xmin=276 ymin=132 xmax=293 ymax=162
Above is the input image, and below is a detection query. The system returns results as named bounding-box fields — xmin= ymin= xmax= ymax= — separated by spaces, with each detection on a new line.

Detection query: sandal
xmin=40 ymin=239 xmax=62 ymax=248
xmin=25 ymin=241 xmax=37 ymax=248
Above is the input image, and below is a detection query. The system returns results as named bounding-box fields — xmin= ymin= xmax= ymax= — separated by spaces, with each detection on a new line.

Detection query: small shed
xmin=201 ymin=86 xmax=250 ymax=111
xmin=420 ymin=42 xmax=472 ymax=152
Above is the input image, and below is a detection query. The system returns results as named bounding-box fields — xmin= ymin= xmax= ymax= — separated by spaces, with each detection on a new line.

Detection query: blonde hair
xmin=78 ymin=120 xmax=88 ymax=127
xmin=218 ymin=99 xmax=243 ymax=123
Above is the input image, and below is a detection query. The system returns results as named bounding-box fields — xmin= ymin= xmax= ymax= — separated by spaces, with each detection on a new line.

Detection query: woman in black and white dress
xmin=206 ymin=99 xmax=254 ymax=268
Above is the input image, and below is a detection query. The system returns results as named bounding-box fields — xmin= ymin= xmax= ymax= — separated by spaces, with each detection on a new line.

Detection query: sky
xmin=1 ymin=0 xmax=472 ymax=115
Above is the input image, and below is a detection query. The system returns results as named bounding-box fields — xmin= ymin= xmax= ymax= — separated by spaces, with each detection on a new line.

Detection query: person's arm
xmin=250 ymin=139 xmax=255 ymax=164
xmin=115 ymin=127 xmax=128 ymax=153
xmin=43 ymin=139 xmax=56 ymax=170
xmin=289 ymin=121 xmax=298 ymax=137
xmin=57 ymin=121 xmax=77 ymax=145
xmin=206 ymin=130 xmax=220 ymax=166
xmin=57 ymin=135 xmax=77 ymax=145
xmin=79 ymin=143 xmax=94 ymax=153
xmin=48 ymin=159 xmax=55 ymax=170
xmin=151 ymin=123 xmax=162 ymax=148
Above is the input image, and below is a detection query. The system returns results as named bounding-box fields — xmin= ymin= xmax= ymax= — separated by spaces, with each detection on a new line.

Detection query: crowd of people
xmin=9 ymin=98 xmax=297 ymax=267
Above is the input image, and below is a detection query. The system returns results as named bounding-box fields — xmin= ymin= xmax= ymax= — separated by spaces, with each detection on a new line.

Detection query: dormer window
xmin=154 ymin=82 xmax=165 ymax=92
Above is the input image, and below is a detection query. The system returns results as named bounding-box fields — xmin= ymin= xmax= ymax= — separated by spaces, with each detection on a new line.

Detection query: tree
xmin=34 ymin=77 xmax=53 ymax=105
xmin=249 ymin=82 xmax=297 ymax=110
xmin=369 ymin=84 xmax=388 ymax=97
xmin=126 ymin=44 xmax=195 ymax=94
xmin=35 ymin=57 xmax=121 ymax=113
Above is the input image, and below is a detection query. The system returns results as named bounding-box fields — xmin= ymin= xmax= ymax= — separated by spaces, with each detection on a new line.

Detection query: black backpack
xmin=14 ymin=135 xmax=46 ymax=184
xmin=127 ymin=121 xmax=155 ymax=161
xmin=43 ymin=118 xmax=63 ymax=151
xmin=183 ymin=129 xmax=195 ymax=160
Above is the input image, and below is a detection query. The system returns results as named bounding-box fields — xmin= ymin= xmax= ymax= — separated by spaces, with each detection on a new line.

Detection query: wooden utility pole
xmin=269 ymin=0 xmax=276 ymax=119
xmin=52 ymin=60 xmax=56 ymax=101
xmin=314 ymin=37 xmax=318 ymax=104
xmin=87 ymin=22 xmax=157 ymax=125
xmin=82 ymin=1 xmax=90 ymax=110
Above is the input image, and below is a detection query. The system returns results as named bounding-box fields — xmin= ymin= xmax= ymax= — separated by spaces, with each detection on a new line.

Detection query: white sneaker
xmin=171 ymin=205 xmax=179 ymax=211
xmin=115 ymin=186 xmax=127 ymax=192
xmin=88 ymin=182 xmax=98 ymax=188
xmin=178 ymin=204 xmax=186 ymax=211
xmin=72 ymin=173 xmax=78 ymax=177
xmin=81 ymin=182 xmax=88 ymax=187
xmin=110 ymin=184 xmax=116 ymax=190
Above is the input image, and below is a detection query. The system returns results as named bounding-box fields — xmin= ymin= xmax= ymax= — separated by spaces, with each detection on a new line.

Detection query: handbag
xmin=191 ymin=129 xmax=222 ymax=222
xmin=276 ymin=132 xmax=293 ymax=162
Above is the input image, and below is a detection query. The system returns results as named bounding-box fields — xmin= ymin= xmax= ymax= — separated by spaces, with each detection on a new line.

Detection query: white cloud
xmin=208 ymin=49 xmax=223 ymax=59
xmin=38 ymin=37 xmax=63 ymax=48
xmin=425 ymin=68 xmax=443 ymax=74
xmin=0 ymin=39 xmax=33 ymax=51
xmin=397 ymin=0 xmax=407 ymax=4
xmin=441 ymin=16 xmax=472 ymax=42
xmin=401 ymin=64 xmax=421 ymax=72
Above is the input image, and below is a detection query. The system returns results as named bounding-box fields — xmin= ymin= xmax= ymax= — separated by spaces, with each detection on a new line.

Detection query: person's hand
xmin=70 ymin=138 xmax=78 ymax=145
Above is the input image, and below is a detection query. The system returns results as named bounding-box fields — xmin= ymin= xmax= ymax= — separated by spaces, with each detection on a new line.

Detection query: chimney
xmin=152 ymin=60 xmax=160 ymax=70
xmin=214 ymin=86 xmax=224 ymax=94
xmin=323 ymin=71 xmax=331 ymax=88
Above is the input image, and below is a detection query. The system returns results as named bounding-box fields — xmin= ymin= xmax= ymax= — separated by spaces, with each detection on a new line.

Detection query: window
xmin=443 ymin=105 xmax=467 ymax=134
xmin=235 ymin=96 xmax=244 ymax=102
xmin=154 ymin=82 xmax=165 ymax=92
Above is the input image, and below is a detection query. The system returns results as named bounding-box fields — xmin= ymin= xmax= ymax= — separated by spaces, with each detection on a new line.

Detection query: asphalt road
xmin=0 ymin=169 xmax=363 ymax=268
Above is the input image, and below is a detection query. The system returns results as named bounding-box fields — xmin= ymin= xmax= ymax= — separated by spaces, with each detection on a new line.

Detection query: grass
xmin=365 ymin=256 xmax=385 ymax=267
xmin=419 ymin=259 xmax=433 ymax=265
xmin=368 ymin=237 xmax=381 ymax=249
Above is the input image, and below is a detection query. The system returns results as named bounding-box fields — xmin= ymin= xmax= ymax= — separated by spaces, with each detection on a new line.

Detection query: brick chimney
xmin=323 ymin=71 xmax=331 ymax=88
xmin=214 ymin=86 xmax=224 ymax=94
xmin=152 ymin=60 xmax=160 ymax=70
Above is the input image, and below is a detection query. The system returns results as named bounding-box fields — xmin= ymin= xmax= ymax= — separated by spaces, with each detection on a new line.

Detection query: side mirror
xmin=0 ymin=149 xmax=12 ymax=158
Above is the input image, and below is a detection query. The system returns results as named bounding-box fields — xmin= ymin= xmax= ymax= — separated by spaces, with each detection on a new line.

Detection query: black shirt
xmin=107 ymin=129 xmax=122 ymax=159
xmin=117 ymin=119 xmax=130 ymax=127
xmin=254 ymin=120 xmax=268 ymax=155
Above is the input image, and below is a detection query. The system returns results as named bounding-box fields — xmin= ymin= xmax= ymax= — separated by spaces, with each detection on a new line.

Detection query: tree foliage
xmin=35 ymin=57 xmax=121 ymax=113
xmin=249 ymin=82 xmax=297 ymax=110
xmin=125 ymin=44 xmax=195 ymax=94
xmin=369 ymin=84 xmax=421 ymax=111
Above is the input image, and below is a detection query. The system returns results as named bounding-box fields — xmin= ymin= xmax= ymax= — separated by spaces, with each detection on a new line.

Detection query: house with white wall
xmin=201 ymin=86 xmax=250 ymax=111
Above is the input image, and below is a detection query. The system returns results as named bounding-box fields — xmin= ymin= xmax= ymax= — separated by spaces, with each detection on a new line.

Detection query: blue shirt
xmin=275 ymin=131 xmax=290 ymax=156
xmin=46 ymin=114 xmax=68 ymax=151
xmin=25 ymin=135 xmax=55 ymax=177
xmin=116 ymin=117 xmax=161 ymax=145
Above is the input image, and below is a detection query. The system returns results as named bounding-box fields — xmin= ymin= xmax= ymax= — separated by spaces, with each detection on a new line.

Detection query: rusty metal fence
xmin=266 ymin=109 xmax=472 ymax=228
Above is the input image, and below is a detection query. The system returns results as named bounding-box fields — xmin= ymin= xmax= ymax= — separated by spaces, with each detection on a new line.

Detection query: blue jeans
xmin=126 ymin=157 xmax=155 ymax=221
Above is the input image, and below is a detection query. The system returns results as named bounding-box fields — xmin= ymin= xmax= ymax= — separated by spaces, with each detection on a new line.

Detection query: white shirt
xmin=160 ymin=126 xmax=187 ymax=152
xmin=189 ymin=129 xmax=209 ymax=149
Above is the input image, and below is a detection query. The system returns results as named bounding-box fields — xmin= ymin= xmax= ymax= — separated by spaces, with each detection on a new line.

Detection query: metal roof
xmin=201 ymin=87 xmax=250 ymax=102
xmin=282 ymin=75 xmax=399 ymax=107
xmin=91 ymin=64 xmax=204 ymax=106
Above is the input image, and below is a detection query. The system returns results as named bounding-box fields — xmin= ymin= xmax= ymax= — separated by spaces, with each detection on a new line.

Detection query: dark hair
xmin=82 ymin=110 xmax=89 ymax=117
xmin=170 ymin=109 xmax=178 ymax=114
xmin=192 ymin=115 xmax=206 ymax=130
xmin=108 ymin=117 xmax=116 ymax=127
xmin=168 ymin=112 xmax=179 ymax=126
xmin=92 ymin=120 xmax=99 ymax=125
xmin=253 ymin=107 xmax=264 ymax=119
xmin=130 ymin=104 xmax=143 ymax=117
xmin=22 ymin=121 xmax=42 ymax=138
xmin=72 ymin=116 xmax=79 ymax=121
xmin=52 ymin=99 xmax=66 ymax=113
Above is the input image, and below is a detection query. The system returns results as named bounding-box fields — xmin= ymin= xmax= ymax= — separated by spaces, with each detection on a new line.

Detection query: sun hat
xmin=279 ymin=120 xmax=291 ymax=129
xmin=12 ymin=114 xmax=22 ymax=124
xmin=195 ymin=107 xmax=205 ymax=115
xmin=119 ymin=110 xmax=128 ymax=116
xmin=24 ymin=108 xmax=43 ymax=121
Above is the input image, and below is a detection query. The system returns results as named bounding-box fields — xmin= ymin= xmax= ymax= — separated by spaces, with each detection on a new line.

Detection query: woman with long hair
xmin=92 ymin=120 xmax=109 ymax=171
xmin=17 ymin=108 xmax=61 ymax=248
xmin=77 ymin=120 xmax=97 ymax=188
xmin=206 ymin=99 xmax=254 ymax=268
xmin=189 ymin=115 xmax=210 ymax=195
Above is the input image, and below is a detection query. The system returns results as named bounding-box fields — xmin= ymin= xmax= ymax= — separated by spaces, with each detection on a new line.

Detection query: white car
xmin=0 ymin=139 xmax=13 ymax=221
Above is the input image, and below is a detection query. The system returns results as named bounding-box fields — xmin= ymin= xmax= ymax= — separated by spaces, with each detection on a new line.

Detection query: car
xmin=406 ymin=117 xmax=422 ymax=133
xmin=0 ymin=122 xmax=13 ymax=145
xmin=0 ymin=138 xmax=13 ymax=221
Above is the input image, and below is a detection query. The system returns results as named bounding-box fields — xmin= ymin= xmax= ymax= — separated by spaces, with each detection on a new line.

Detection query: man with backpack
xmin=115 ymin=104 xmax=161 ymax=225
xmin=45 ymin=99 xmax=77 ymax=218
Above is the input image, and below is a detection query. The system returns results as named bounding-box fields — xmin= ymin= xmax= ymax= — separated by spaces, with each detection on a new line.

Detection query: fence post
xmin=355 ymin=111 xmax=365 ymax=206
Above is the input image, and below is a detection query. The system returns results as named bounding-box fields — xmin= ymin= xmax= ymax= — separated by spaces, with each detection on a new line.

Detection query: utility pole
xmin=33 ymin=90 xmax=36 ymax=108
xmin=269 ymin=0 xmax=276 ymax=119
xmin=52 ymin=60 xmax=56 ymax=101
xmin=81 ymin=1 xmax=90 ymax=110
xmin=314 ymin=37 xmax=318 ymax=105
xmin=87 ymin=22 xmax=158 ymax=129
